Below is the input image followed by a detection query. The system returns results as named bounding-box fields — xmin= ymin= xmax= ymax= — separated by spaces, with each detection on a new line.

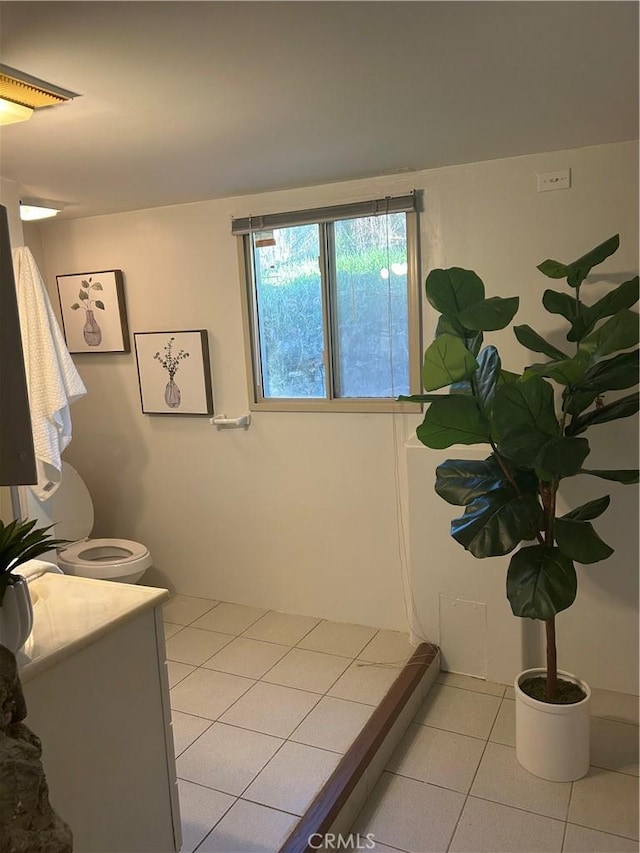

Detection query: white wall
xmin=31 ymin=140 xmax=639 ymax=692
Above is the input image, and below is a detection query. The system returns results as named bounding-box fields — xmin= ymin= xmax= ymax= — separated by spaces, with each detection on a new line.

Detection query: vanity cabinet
xmin=18 ymin=572 xmax=181 ymax=853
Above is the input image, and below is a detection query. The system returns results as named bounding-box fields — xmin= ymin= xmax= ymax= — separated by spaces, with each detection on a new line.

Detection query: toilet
xmin=44 ymin=462 xmax=152 ymax=584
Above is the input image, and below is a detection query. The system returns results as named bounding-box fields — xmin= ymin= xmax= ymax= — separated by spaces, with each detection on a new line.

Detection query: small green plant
xmin=69 ymin=276 xmax=105 ymax=313
xmin=0 ymin=519 xmax=67 ymax=604
xmin=154 ymin=337 xmax=190 ymax=380
xmin=403 ymin=235 xmax=639 ymax=702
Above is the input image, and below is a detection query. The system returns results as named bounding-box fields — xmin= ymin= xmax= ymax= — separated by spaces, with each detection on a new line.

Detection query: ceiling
xmin=0 ymin=1 xmax=637 ymax=221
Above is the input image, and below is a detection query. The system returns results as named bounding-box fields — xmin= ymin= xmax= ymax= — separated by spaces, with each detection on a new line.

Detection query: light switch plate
xmin=537 ymin=169 xmax=571 ymax=192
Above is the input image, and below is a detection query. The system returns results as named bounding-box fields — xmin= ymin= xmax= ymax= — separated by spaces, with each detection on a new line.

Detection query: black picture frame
xmin=56 ymin=269 xmax=130 ymax=353
xmin=134 ymin=330 xmax=214 ymax=416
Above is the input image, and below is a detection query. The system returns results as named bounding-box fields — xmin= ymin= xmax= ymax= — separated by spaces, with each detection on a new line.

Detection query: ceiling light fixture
xmin=20 ymin=198 xmax=63 ymax=221
xmin=0 ymin=64 xmax=78 ymax=126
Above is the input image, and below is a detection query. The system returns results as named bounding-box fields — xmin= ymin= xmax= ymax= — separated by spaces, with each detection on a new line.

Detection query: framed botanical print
xmin=134 ymin=330 xmax=214 ymax=415
xmin=57 ymin=269 xmax=130 ymax=353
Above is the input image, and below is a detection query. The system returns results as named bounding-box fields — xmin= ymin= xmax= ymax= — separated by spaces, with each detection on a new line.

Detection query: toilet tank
xmin=40 ymin=462 xmax=94 ymax=543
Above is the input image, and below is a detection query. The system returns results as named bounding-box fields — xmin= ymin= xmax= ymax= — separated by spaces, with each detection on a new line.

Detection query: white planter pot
xmin=515 ymin=667 xmax=590 ymax=782
xmin=0 ymin=574 xmax=34 ymax=652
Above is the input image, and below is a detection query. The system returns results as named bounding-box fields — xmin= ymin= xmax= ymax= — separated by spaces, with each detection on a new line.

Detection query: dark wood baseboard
xmin=280 ymin=642 xmax=439 ymax=853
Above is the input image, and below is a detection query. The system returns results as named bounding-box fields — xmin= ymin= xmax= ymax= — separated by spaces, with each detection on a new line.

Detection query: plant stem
xmin=545 ymin=617 xmax=557 ymax=701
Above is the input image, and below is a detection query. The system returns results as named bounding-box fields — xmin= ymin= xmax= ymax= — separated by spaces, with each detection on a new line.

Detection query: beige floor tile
xmin=569 ymin=767 xmax=639 ymax=840
xmin=163 ymin=594 xmax=219 ymax=625
xmin=590 ymin=717 xmax=639 ymax=776
xmin=192 ymin=602 xmax=268 ymax=635
xmin=490 ymin=698 xmax=516 ymax=747
xmin=163 ymin=622 xmax=183 ymax=640
xmin=590 ymin=688 xmax=639 ymax=725
xmin=165 ymin=627 xmax=233 ymax=665
xmin=437 ymin=672 xmax=506 ymax=697
xmin=387 ymin=723 xmax=485 ymax=794
xmin=449 ymin=796 xmax=564 ymax=852
xmin=262 ymin=647 xmax=351 ymax=694
xmin=197 ymin=799 xmax=298 ymax=853
xmin=563 ymin=823 xmax=640 ymax=852
xmin=171 ymin=710 xmax=213 ymax=756
xmin=328 ymin=661 xmax=401 ymax=706
xmin=358 ymin=630 xmax=415 ymax=665
xmin=352 ymin=771 xmax=465 ymax=853
xmin=504 ymin=685 xmax=516 ymax=700
xmin=471 ymin=742 xmax=571 ymax=820
xmin=298 ymin=620 xmax=378 ymax=658
xmin=176 ymin=721 xmax=283 ymax=796
xmin=244 ymin=741 xmax=341 ymax=816
xmin=290 ymin=696 xmax=374 ymax=753
xmin=170 ymin=668 xmax=254 ymax=719
xmin=219 ymin=680 xmax=320 ymax=738
xmin=202 ymin=636 xmax=290 ymax=679
xmin=166 ymin=660 xmax=196 ymax=689
xmin=243 ymin=611 xmax=320 ymax=645
xmin=177 ymin=779 xmax=235 ymax=853
xmin=415 ymin=684 xmax=501 ymax=739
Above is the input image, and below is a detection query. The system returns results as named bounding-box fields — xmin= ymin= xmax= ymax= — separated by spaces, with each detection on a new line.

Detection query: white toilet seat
xmin=58 ymin=538 xmax=152 ymax=581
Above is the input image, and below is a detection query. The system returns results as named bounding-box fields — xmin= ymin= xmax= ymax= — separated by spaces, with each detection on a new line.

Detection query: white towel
xmin=12 ymin=246 xmax=87 ymax=500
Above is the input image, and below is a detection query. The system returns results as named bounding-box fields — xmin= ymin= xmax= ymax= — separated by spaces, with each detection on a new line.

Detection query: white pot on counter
xmin=0 ymin=574 xmax=34 ymax=653
xmin=515 ymin=667 xmax=591 ymax=782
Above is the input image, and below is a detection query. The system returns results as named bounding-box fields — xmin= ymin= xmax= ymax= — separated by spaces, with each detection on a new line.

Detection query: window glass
xmin=252 ymin=225 xmax=325 ymax=398
xmin=333 ymin=214 xmax=409 ymax=398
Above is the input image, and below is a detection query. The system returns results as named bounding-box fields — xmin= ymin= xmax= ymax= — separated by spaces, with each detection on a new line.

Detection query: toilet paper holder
xmin=210 ymin=413 xmax=251 ymax=429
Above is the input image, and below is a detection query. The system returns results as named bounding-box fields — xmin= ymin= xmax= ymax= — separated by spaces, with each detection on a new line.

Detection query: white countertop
xmin=17 ymin=572 xmax=169 ymax=683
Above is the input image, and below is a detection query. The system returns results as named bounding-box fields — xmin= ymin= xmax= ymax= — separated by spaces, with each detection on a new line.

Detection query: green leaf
xmin=537 ymin=260 xmax=568 ymax=280
xmin=538 ymin=235 xmax=620 ymax=289
xmin=91 ymin=282 xmax=104 ymax=290
xmin=436 ymin=454 xmax=512 ymax=506
xmin=554 ymin=518 xmax=614 ymax=564
xmin=535 ymin=436 xmax=590 ymax=478
xmin=81 ymin=280 xmax=90 ymax=288
xmin=416 ymin=397 xmax=489 ymax=449
xmin=567 ymin=277 xmax=639 ymax=342
xmin=580 ymin=468 xmax=639 ymax=484
xmin=507 ymin=546 xmax=577 ymax=619
xmin=542 ymin=290 xmax=578 ymax=324
xmin=491 ymin=376 xmax=560 ymax=468
xmin=422 ymin=334 xmax=479 ymax=391
xmin=566 ymin=392 xmax=639 ymax=436
xmin=566 ymin=235 xmax=620 ymax=289
xmin=474 ymin=346 xmax=501 ymax=408
xmin=563 ymin=389 xmax=599 ymax=417
xmin=572 ymin=350 xmax=639 ymax=397
xmin=524 ymin=353 xmax=590 ymax=386
xmin=578 ymin=310 xmax=639 ymax=361
xmin=426 ymin=268 xmax=485 ymax=319
xmin=95 ymin=300 xmax=105 ymax=310
xmin=70 ymin=303 xmax=80 ymax=310
xmin=457 ymin=296 xmax=519 ymax=332
xmin=435 ymin=315 xmax=483 ymax=356
xmin=436 ymin=454 xmax=538 ymax=508
xmin=513 ymin=325 xmax=569 ymax=361
xmin=562 ymin=495 xmax=610 ymax=521
xmin=79 ymin=290 xmax=89 ymax=301
xmin=451 ymin=489 xmax=542 ymax=558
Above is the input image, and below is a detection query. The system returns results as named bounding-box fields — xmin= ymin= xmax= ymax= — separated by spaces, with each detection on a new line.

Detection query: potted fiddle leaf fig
xmin=403 ymin=234 xmax=638 ymax=781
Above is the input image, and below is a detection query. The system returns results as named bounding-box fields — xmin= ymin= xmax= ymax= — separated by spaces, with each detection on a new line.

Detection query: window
xmin=234 ymin=193 xmax=421 ymax=412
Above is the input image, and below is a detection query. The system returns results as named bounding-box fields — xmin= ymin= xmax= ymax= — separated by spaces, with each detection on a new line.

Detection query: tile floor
xmin=353 ymin=671 xmax=640 ymax=852
xmin=163 ymin=594 xmax=415 ymax=853
xmin=164 ymin=595 xmax=639 ymax=853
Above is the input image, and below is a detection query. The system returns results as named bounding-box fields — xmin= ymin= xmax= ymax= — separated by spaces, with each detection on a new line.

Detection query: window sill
xmin=248 ymin=398 xmax=423 ymax=414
